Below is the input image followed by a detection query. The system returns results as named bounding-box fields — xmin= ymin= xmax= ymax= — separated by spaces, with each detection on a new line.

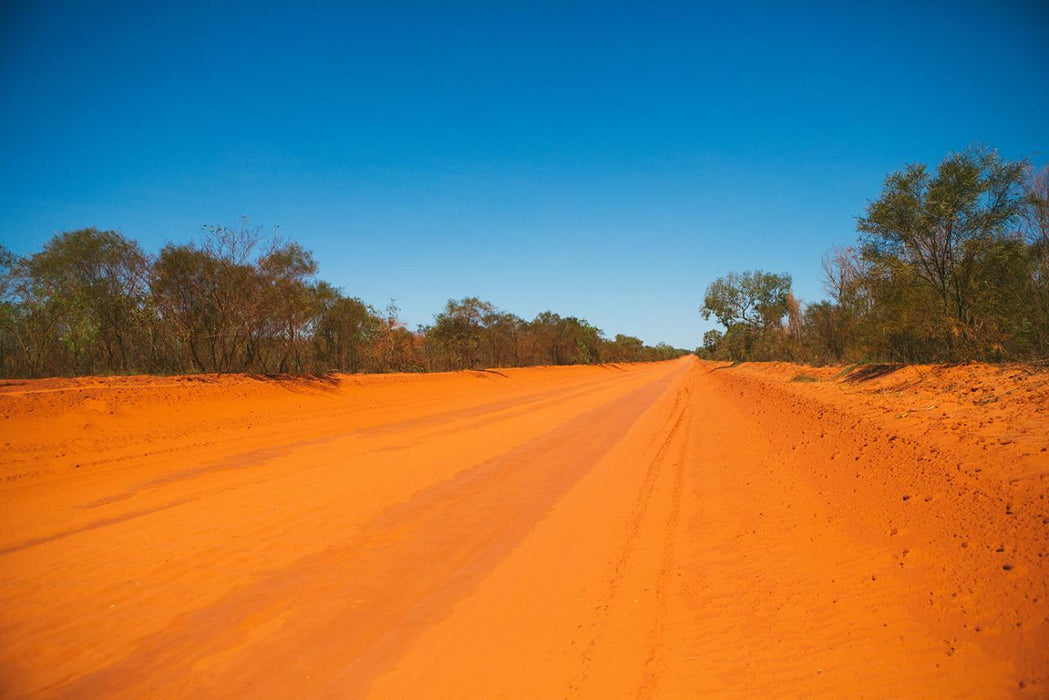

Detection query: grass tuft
xmin=790 ymin=373 xmax=820 ymax=383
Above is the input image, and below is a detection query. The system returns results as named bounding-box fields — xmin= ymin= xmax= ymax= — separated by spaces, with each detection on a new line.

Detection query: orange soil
xmin=0 ymin=357 xmax=1046 ymax=697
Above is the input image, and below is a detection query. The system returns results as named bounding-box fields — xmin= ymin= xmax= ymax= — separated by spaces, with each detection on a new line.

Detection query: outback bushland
xmin=4 ymin=145 xmax=1045 ymax=377
xmin=0 ymin=224 xmax=685 ymax=378
xmin=701 ymin=146 xmax=1049 ymax=364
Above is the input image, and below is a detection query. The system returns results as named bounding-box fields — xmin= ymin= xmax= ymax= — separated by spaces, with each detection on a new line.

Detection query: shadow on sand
xmin=842 ymin=363 xmax=905 ymax=383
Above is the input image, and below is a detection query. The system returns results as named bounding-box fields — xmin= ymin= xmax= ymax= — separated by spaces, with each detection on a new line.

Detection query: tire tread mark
xmin=565 ymin=379 xmax=690 ymax=696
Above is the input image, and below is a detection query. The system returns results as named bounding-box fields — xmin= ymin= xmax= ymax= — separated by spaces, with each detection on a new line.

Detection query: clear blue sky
xmin=2 ymin=1 xmax=1047 ymax=349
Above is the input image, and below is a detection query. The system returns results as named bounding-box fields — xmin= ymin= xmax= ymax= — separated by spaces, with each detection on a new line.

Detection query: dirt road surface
xmin=1 ymin=357 xmax=1046 ymax=697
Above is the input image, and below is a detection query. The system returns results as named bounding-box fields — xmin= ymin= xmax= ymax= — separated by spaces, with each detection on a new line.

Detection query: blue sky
xmin=2 ymin=1 xmax=1047 ymax=349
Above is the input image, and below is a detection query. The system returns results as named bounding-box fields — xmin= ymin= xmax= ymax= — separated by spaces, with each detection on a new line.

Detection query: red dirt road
xmin=1 ymin=358 xmax=1046 ymax=697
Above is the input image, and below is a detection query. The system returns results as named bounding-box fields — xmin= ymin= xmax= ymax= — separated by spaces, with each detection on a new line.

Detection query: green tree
xmin=858 ymin=146 xmax=1027 ymax=358
xmin=151 ymin=244 xmax=223 ymax=372
xmin=701 ymin=270 xmax=792 ymax=360
xmin=1021 ymin=165 xmax=1049 ymax=353
xmin=483 ymin=311 xmax=524 ymax=367
xmin=525 ymin=312 xmax=604 ymax=365
xmin=427 ymin=297 xmax=496 ymax=370
xmin=153 ymin=247 xmax=252 ymax=371
xmin=0 ymin=246 xmax=21 ymax=375
xmin=701 ymin=270 xmax=792 ymax=330
xmin=607 ymin=334 xmax=645 ymax=362
xmin=700 ymin=329 xmax=723 ymax=358
xmin=18 ymin=229 xmax=150 ymax=374
xmin=258 ymin=242 xmax=318 ymax=372
xmin=312 ymin=283 xmax=378 ymax=373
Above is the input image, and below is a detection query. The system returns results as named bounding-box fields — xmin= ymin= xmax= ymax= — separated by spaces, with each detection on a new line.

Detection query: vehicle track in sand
xmin=0 ymin=357 xmax=1045 ymax=697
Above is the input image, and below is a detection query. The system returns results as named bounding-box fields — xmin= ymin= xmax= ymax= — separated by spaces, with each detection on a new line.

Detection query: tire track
xmin=636 ymin=375 xmax=693 ymax=699
xmin=565 ymin=376 xmax=691 ymax=696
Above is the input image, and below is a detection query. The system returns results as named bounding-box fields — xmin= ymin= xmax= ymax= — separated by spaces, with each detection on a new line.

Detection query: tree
xmin=524 ymin=312 xmax=604 ymax=365
xmin=701 ymin=270 xmax=792 ymax=331
xmin=258 ymin=242 xmax=318 ymax=372
xmin=813 ymin=246 xmax=875 ymax=361
xmin=606 ymin=334 xmax=645 ymax=362
xmin=151 ymin=244 xmax=223 ymax=372
xmin=16 ymin=229 xmax=150 ymax=375
xmin=0 ymin=246 xmax=21 ymax=375
xmin=701 ymin=270 xmax=792 ymax=360
xmin=370 ymin=301 xmax=419 ymax=372
xmin=700 ymin=329 xmax=723 ymax=358
xmin=858 ymin=146 xmax=1027 ymax=357
xmin=1021 ymin=165 xmax=1049 ymax=354
xmin=151 ymin=222 xmax=278 ymax=373
xmin=312 ymin=283 xmax=378 ymax=373
xmin=563 ymin=317 xmax=603 ymax=364
xmin=1022 ymin=164 xmax=1049 ymax=245
xmin=483 ymin=311 xmax=524 ymax=367
xmin=427 ymin=297 xmax=495 ymax=370
xmin=803 ymin=301 xmax=845 ymax=362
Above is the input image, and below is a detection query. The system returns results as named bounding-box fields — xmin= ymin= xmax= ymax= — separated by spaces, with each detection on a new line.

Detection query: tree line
xmin=0 ymin=223 xmax=686 ymax=378
xmin=700 ymin=146 xmax=1049 ymax=364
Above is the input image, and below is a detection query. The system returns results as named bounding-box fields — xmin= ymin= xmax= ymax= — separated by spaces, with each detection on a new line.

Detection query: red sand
xmin=1 ymin=357 xmax=1046 ymax=696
